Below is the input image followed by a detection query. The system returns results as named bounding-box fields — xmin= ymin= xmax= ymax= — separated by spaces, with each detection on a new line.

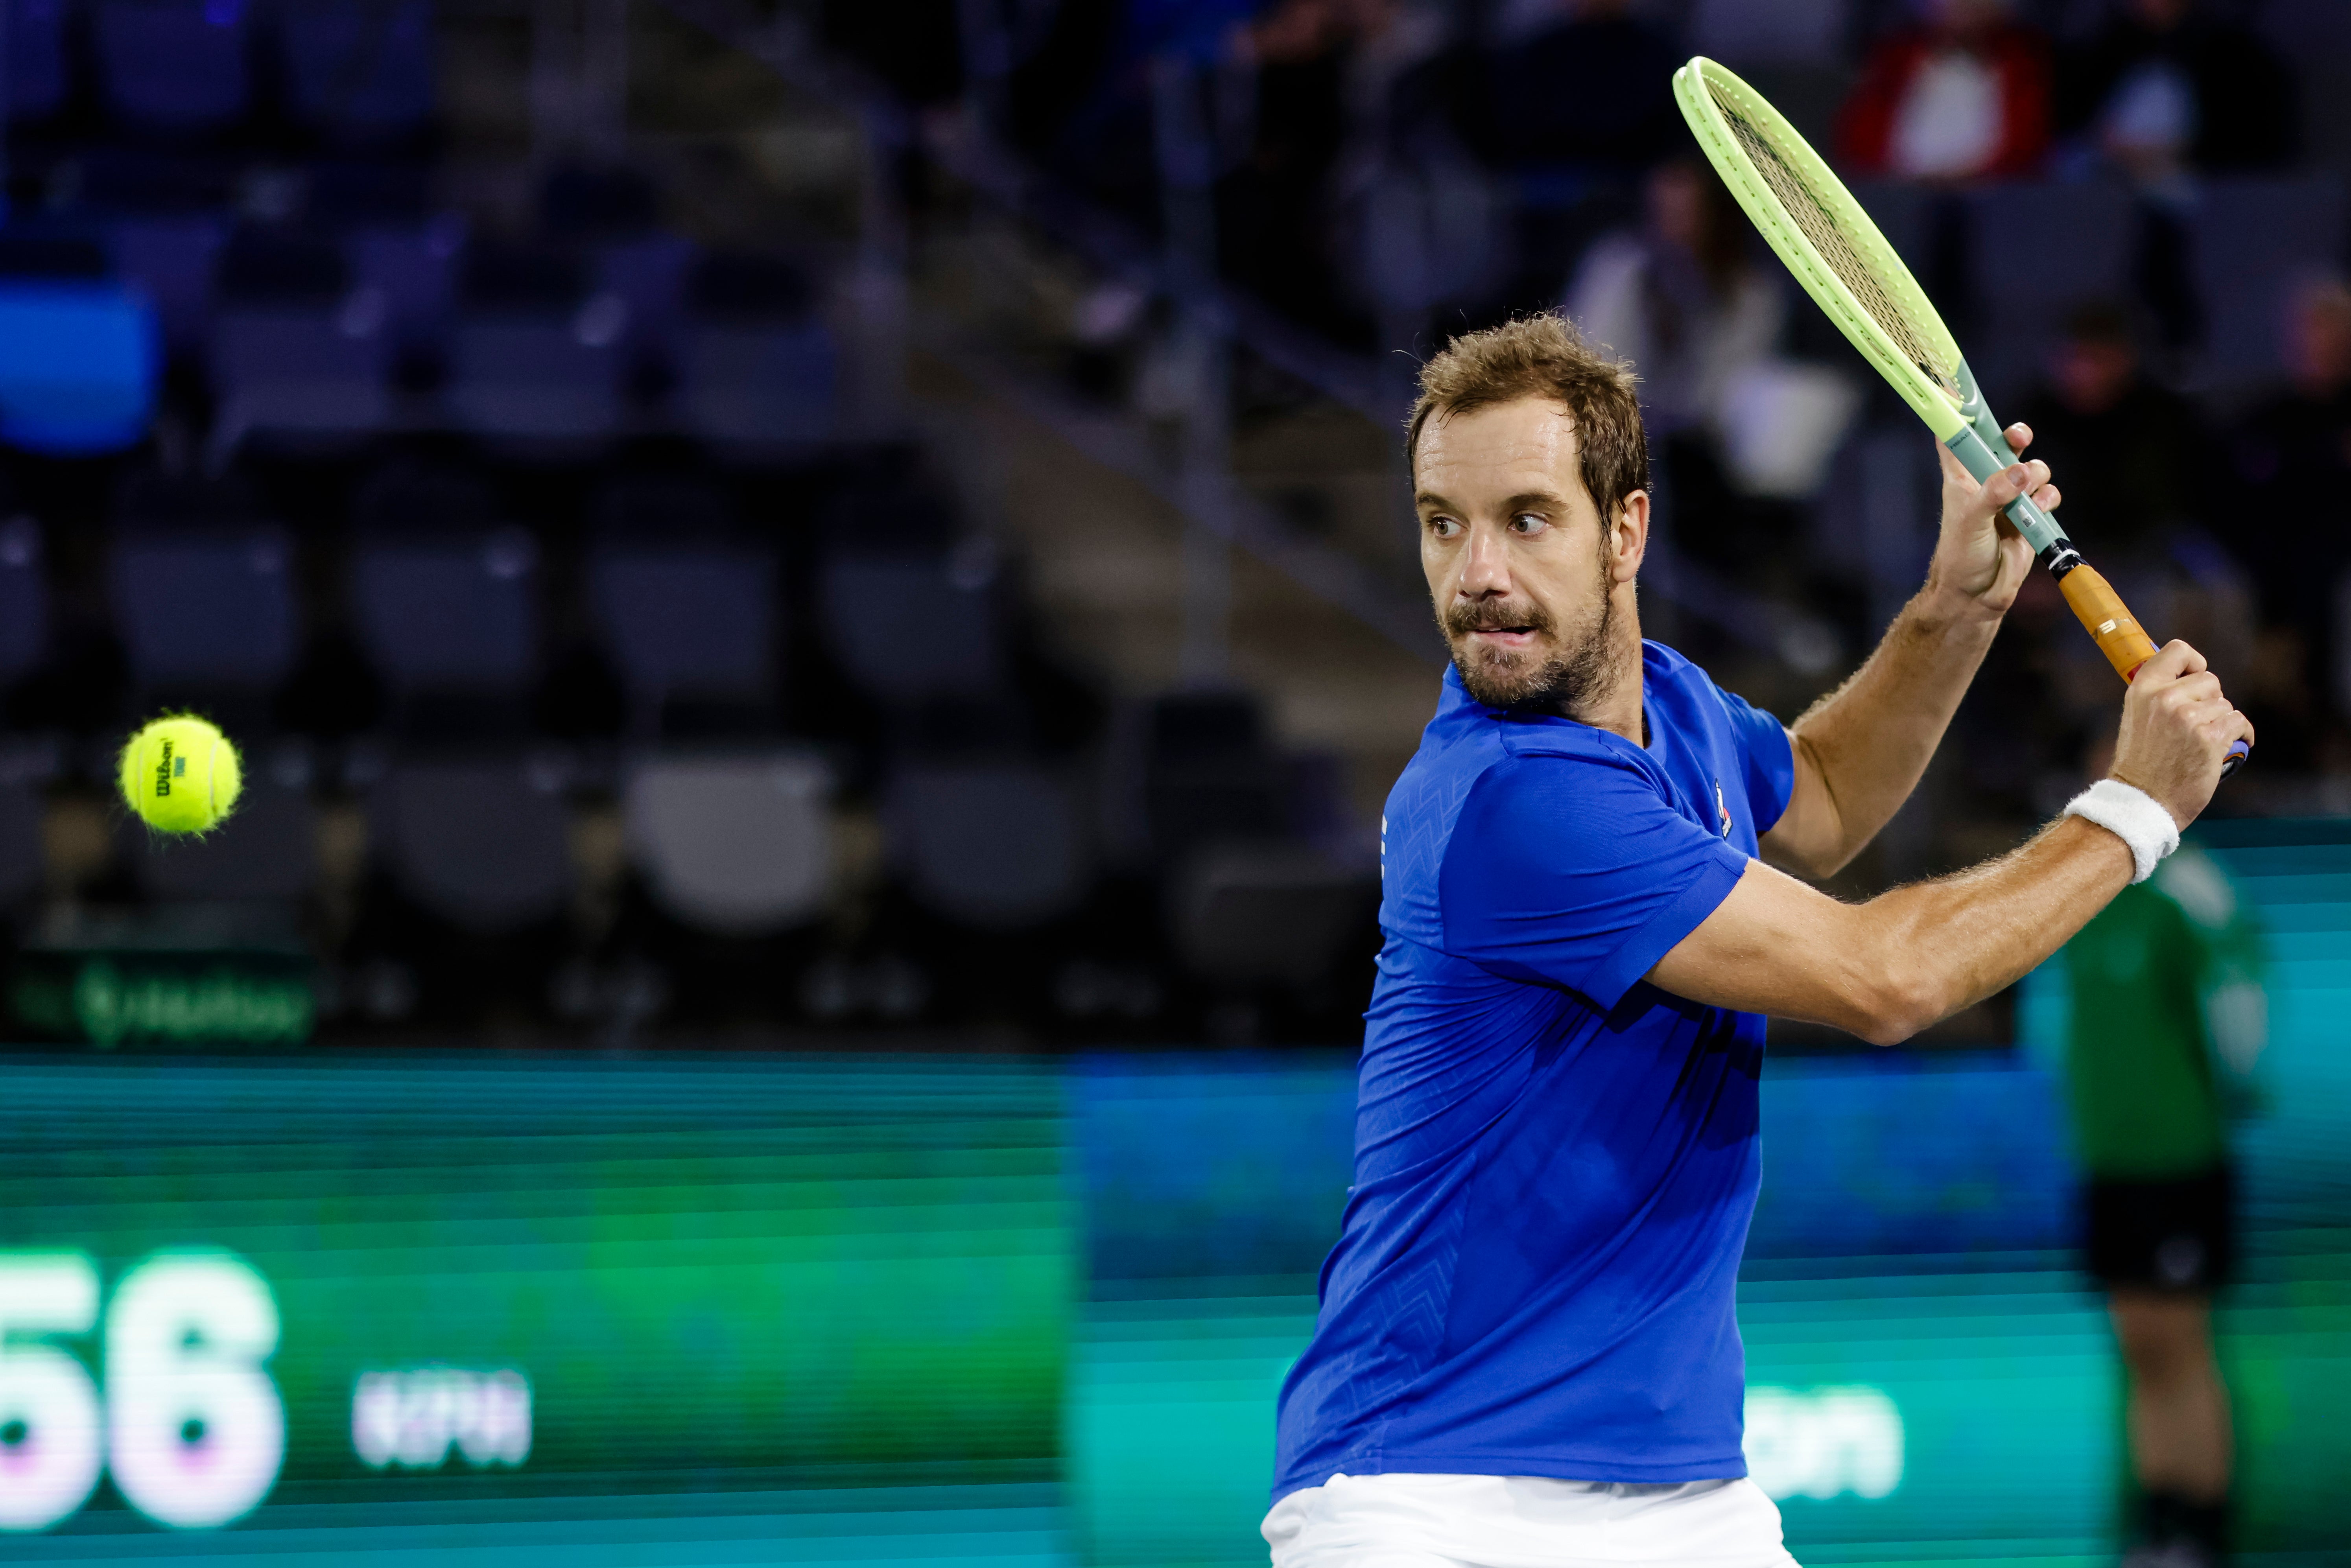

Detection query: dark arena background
xmin=0 ymin=0 xmax=2341 ymax=1561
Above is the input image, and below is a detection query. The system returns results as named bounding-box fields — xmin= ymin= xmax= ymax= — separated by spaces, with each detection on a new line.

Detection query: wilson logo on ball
xmin=153 ymin=740 xmax=174 ymax=797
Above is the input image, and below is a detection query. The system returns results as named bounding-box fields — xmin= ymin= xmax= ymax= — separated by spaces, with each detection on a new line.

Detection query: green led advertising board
xmin=0 ymin=1058 xmax=1069 ymax=1540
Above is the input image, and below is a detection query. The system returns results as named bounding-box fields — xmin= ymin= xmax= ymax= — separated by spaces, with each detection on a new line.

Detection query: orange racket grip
xmin=2058 ymin=564 xmax=2160 ymax=682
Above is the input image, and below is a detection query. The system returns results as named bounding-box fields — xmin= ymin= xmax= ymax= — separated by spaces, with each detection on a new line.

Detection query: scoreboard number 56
xmin=0 ymin=1250 xmax=282 ymax=1531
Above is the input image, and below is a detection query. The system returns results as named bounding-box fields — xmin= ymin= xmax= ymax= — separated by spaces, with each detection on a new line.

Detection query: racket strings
xmin=1708 ymin=82 xmax=1961 ymax=400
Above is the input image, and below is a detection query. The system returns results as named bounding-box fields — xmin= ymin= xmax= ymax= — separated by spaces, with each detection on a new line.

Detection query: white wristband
xmin=2063 ymin=778 xmax=2180 ymax=885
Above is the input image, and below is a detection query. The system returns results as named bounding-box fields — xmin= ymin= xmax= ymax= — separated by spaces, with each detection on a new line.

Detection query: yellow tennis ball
xmin=118 ymin=716 xmax=242 ymax=834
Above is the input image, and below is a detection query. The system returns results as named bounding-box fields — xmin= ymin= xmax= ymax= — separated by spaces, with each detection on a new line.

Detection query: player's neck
xmin=1562 ymin=597 xmax=1645 ymax=745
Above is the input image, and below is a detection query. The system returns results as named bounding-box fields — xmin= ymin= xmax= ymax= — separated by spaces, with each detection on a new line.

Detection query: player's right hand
xmin=2111 ymin=640 xmax=2255 ymax=828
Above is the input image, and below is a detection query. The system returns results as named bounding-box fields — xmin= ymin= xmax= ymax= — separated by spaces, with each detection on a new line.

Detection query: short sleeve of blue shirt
xmin=1712 ymin=685 xmax=1796 ymax=836
xmin=1440 ymin=747 xmax=1753 ymax=1011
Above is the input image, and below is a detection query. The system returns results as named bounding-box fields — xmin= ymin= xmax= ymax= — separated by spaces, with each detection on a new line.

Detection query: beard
xmin=1443 ymin=569 xmax=1620 ymax=718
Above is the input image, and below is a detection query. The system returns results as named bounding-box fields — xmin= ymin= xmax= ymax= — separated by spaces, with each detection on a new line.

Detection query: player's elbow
xmin=1846 ymin=964 xmax=1943 ymax=1047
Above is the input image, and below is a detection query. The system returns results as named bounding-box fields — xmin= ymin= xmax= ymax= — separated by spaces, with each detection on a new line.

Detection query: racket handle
xmin=2060 ymin=563 xmax=2255 ymax=781
xmin=2057 ymin=562 xmax=2159 ymax=681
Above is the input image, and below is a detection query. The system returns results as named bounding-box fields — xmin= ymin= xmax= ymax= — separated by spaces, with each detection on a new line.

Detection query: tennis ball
xmin=118 ymin=715 xmax=242 ymax=834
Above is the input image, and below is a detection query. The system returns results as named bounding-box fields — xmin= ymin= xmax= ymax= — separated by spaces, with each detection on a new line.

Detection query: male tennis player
xmin=1265 ymin=313 xmax=2253 ymax=1567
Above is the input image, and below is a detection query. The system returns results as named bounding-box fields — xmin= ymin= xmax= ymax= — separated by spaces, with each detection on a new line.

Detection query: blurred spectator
xmin=2055 ymin=0 xmax=2297 ymax=185
xmin=1468 ymin=0 xmax=1680 ymax=176
xmin=1214 ymin=0 xmax=1368 ymax=333
xmin=2013 ymin=302 xmax=2204 ymax=562
xmin=1567 ymin=160 xmax=1781 ymax=437
xmin=1569 ymin=160 xmax=1857 ymax=559
xmin=1835 ymin=0 xmax=2052 ymax=181
xmin=2230 ymin=279 xmax=2351 ymax=756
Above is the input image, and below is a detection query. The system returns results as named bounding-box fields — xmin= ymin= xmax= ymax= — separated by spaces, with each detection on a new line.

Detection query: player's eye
xmin=1510 ymin=513 xmax=1546 ymax=534
xmin=1426 ymin=516 xmax=1461 ymax=538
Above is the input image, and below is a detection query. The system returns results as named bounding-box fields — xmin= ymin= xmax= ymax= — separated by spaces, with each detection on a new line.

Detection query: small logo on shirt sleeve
xmin=1716 ymin=779 xmax=1731 ymax=838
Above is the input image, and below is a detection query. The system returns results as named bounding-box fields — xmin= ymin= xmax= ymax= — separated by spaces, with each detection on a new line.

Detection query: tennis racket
xmin=1672 ymin=57 xmax=2249 ymax=777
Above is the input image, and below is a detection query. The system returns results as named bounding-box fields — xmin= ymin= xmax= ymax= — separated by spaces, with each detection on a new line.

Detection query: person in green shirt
xmin=2062 ymin=831 xmax=2266 ymax=1568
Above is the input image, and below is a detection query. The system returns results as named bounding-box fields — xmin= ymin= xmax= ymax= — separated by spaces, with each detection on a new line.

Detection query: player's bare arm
xmin=1652 ymin=639 xmax=2254 ymax=1045
xmin=1759 ymin=426 xmax=2050 ymax=879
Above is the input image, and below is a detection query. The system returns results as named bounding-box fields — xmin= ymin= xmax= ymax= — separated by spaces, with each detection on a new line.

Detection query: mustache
xmin=1442 ymin=599 xmax=1554 ymax=638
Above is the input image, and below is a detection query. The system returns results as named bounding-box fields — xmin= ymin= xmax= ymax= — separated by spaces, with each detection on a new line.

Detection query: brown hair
xmin=1407 ymin=312 xmax=1650 ymax=520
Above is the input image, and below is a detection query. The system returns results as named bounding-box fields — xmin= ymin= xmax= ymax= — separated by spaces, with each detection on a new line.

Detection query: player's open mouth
xmin=1464 ymin=627 xmax=1538 ymax=648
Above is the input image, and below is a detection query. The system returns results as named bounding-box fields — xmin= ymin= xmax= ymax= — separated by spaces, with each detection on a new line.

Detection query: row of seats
xmin=6 ymin=0 xmax=433 ymax=144
xmin=1848 ymin=174 xmax=2347 ymax=394
xmin=0 ymin=506 xmax=994 ymax=737
xmin=0 ymin=219 xmax=841 ymax=457
xmin=3 ymin=740 xmax=1367 ymax=989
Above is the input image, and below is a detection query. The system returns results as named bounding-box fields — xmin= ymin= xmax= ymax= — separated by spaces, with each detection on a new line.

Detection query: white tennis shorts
xmin=1262 ymin=1472 xmax=1803 ymax=1568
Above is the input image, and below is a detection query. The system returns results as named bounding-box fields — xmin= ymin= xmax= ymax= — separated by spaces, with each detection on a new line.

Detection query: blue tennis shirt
xmin=1272 ymin=641 xmax=1796 ymax=1497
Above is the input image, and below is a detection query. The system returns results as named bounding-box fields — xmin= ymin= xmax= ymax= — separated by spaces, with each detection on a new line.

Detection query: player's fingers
xmin=2004 ymin=422 xmax=2034 ymax=455
xmin=2135 ymin=639 xmax=2208 ymax=682
xmin=2158 ymin=671 xmax=2224 ymax=711
xmin=1978 ymin=462 xmax=2034 ymax=515
xmin=2034 ymin=482 xmax=2061 ymax=513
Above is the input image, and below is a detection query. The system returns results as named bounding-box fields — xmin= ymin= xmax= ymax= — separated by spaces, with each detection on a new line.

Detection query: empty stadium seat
xmin=109 ymin=217 xmax=223 ymax=359
xmin=623 ymin=754 xmax=832 ymax=934
xmin=129 ymin=772 xmax=317 ymax=902
xmin=444 ymin=245 xmax=624 ymax=447
xmin=0 ymin=518 xmax=48 ymax=682
xmin=2189 ymin=176 xmax=2349 ymax=388
xmin=0 ymin=283 xmax=159 ymax=455
xmin=9 ymin=0 xmax=69 ymax=122
xmin=94 ymin=0 xmax=253 ymax=131
xmin=589 ymin=541 xmax=776 ymax=735
xmin=890 ymin=762 xmax=1090 ymax=930
xmin=278 ymin=0 xmax=436 ymax=142
xmin=110 ymin=525 xmax=298 ymax=700
xmin=209 ymin=230 xmax=391 ymax=453
xmin=351 ymin=527 xmax=540 ymax=733
xmin=374 ymin=761 xmax=573 ymax=933
xmin=676 ymin=251 xmax=835 ymax=450
xmin=346 ymin=217 xmax=466 ymax=354
xmin=1130 ymin=690 xmax=1287 ymax=868
xmin=819 ymin=551 xmax=1001 ymax=702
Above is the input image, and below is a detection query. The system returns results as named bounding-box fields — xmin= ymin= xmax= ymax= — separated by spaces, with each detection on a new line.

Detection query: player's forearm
xmin=1778 ymin=590 xmax=2001 ymax=874
xmin=1828 ymin=814 xmax=2132 ymax=1042
xmin=1655 ymin=814 xmax=2132 ymax=1045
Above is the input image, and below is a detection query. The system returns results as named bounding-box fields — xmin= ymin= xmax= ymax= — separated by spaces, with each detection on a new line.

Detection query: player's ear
xmin=1610 ymin=491 xmax=1650 ymax=583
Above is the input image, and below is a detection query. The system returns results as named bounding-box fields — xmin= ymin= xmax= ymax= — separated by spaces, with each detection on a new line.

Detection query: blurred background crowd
xmin=0 ymin=0 xmax=2339 ymax=1048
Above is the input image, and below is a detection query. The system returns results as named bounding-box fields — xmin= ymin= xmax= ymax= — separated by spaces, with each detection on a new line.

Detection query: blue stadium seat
xmin=819 ymin=551 xmax=1001 ymax=703
xmin=277 ymin=0 xmax=436 ymax=141
xmin=345 ymin=217 xmax=466 ymax=354
xmin=350 ymin=527 xmax=540 ymax=726
xmin=209 ymin=303 xmax=394 ymax=455
xmin=444 ymin=247 xmax=623 ymax=447
xmin=109 ymin=525 xmax=298 ymax=696
xmin=2189 ymin=176 xmax=2349 ymax=389
xmin=109 ymin=216 xmax=224 ymax=359
xmin=588 ymin=541 xmax=776 ymax=735
xmin=0 ymin=517 xmax=50 ymax=682
xmin=9 ymin=0 xmax=70 ymax=121
xmin=676 ymin=251 xmax=836 ymax=450
xmin=0 ymin=283 xmax=160 ymax=455
xmin=94 ymin=0 xmax=253 ymax=131
xmin=208 ymin=228 xmax=393 ymax=455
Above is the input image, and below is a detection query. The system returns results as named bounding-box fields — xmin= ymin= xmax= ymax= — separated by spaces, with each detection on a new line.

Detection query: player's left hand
xmin=1925 ymin=422 xmax=2050 ymax=621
